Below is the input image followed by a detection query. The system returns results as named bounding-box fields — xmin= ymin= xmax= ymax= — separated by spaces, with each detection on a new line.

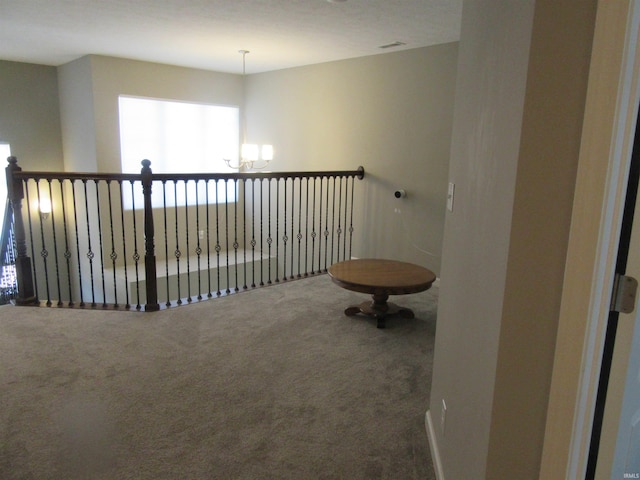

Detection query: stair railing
xmin=0 ymin=197 xmax=18 ymax=305
xmin=5 ymin=156 xmax=364 ymax=311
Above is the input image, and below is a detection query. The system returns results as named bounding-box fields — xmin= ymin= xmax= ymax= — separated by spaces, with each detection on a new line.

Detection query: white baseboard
xmin=425 ymin=410 xmax=445 ymax=480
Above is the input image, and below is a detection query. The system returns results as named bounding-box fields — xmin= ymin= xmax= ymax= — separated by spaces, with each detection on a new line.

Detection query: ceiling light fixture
xmin=224 ymin=50 xmax=273 ymax=171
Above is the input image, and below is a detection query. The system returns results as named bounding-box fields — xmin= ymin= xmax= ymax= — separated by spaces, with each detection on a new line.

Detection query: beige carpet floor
xmin=0 ymin=274 xmax=438 ymax=480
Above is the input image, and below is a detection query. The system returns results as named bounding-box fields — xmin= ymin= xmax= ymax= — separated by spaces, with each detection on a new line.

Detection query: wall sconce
xmin=225 ymin=142 xmax=274 ymax=170
xmin=39 ymin=197 xmax=51 ymax=220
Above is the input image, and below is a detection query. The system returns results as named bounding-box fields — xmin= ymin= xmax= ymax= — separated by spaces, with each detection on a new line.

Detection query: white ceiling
xmin=0 ymin=0 xmax=462 ymax=74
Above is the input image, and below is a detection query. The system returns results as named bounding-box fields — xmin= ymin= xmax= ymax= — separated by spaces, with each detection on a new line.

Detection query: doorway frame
xmin=540 ymin=1 xmax=640 ymax=478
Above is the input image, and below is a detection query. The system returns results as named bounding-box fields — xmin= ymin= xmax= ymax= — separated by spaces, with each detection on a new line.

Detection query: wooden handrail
xmin=10 ymin=166 xmax=365 ymax=182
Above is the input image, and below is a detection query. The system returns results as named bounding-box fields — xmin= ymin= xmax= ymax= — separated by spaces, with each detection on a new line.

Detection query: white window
xmin=118 ymin=96 xmax=239 ymax=209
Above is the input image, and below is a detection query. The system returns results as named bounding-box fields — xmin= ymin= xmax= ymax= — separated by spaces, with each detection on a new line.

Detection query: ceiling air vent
xmin=378 ymin=41 xmax=407 ymax=49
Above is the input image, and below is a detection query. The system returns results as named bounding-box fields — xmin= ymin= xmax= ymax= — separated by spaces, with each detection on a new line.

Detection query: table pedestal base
xmin=344 ymin=293 xmax=415 ymax=329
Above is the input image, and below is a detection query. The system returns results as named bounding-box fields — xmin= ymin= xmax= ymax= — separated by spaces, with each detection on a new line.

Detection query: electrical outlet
xmin=441 ymin=399 xmax=447 ymax=435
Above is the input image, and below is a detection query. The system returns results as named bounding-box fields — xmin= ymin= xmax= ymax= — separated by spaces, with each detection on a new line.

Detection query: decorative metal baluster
xmin=267 ymin=179 xmax=273 ymax=284
xmin=351 ymin=166 xmax=364 ymax=252
xmin=105 ymin=181 xmax=119 ymax=307
xmin=287 ymin=178 xmax=292 ymax=279
xmin=330 ymin=176 xmax=337 ymax=267
xmin=317 ymin=178 xmax=324 ymax=274
xmin=118 ymin=180 xmax=131 ymax=309
xmin=323 ymin=177 xmax=330 ymax=272
xmin=58 ymin=180 xmax=73 ymax=305
xmin=276 ymin=179 xmax=281 ymax=283
xmin=250 ymin=179 xmax=256 ymax=288
xmin=242 ymin=178 xmax=248 ymax=290
xmin=297 ymin=177 xmax=303 ymax=277
xmin=81 ymin=180 xmax=96 ymax=307
xmin=205 ymin=180 xmax=212 ymax=298
xmin=195 ymin=180 xmax=202 ymax=301
xmin=311 ymin=177 xmax=317 ymax=275
xmin=260 ymin=178 xmax=265 ymax=286
xmin=162 ymin=181 xmax=171 ymax=307
xmin=342 ymin=177 xmax=356 ymax=260
xmin=336 ymin=176 xmax=343 ymax=263
xmin=224 ymin=180 xmax=231 ymax=294
xmin=349 ymin=178 xmax=356 ymax=258
xmin=215 ymin=180 xmax=221 ymax=296
xmin=338 ymin=177 xmax=349 ymax=261
xmin=34 ymin=180 xmax=51 ymax=306
xmin=232 ymin=178 xmax=239 ymax=292
xmin=281 ymin=178 xmax=287 ymax=281
xmin=71 ymin=181 xmax=84 ymax=306
xmin=290 ymin=178 xmax=295 ymax=279
xmin=45 ymin=179 xmax=63 ymax=306
xmin=184 ymin=181 xmax=192 ymax=303
xmin=304 ymin=177 xmax=313 ymax=277
xmin=93 ymin=180 xmax=108 ymax=308
xmin=130 ymin=181 xmax=141 ymax=310
xmin=173 ymin=180 xmax=182 ymax=305
xmin=289 ymin=178 xmax=295 ymax=279
xmin=267 ymin=179 xmax=278 ymax=285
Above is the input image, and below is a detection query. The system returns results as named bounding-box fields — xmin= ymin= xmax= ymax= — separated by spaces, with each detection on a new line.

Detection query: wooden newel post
xmin=5 ymin=157 xmax=37 ymax=305
xmin=141 ymin=159 xmax=159 ymax=311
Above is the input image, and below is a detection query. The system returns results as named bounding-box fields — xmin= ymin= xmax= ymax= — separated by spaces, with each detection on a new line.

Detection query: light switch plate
xmin=447 ymin=182 xmax=455 ymax=212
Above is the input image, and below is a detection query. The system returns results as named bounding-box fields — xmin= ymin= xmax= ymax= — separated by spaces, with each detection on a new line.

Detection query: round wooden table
xmin=328 ymin=258 xmax=436 ymax=328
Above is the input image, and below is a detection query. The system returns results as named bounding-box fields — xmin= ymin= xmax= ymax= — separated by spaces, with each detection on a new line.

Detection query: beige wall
xmin=429 ymin=1 xmax=597 ymax=478
xmin=58 ymin=55 xmax=244 ymax=173
xmin=0 ymin=61 xmax=67 ymax=302
xmin=0 ymin=60 xmax=63 ymax=171
xmin=58 ymin=56 xmax=97 ymax=172
xmin=428 ymin=2 xmax=535 ymax=476
xmin=487 ymin=1 xmax=597 ymax=478
xmin=245 ymin=44 xmax=458 ymax=273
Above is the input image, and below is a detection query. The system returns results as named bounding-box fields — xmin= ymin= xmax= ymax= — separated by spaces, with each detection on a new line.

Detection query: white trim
xmin=568 ymin=2 xmax=640 ymax=477
xmin=425 ymin=410 xmax=445 ymax=480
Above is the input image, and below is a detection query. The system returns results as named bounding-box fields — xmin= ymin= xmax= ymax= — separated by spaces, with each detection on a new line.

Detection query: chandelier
xmin=224 ymin=50 xmax=273 ymax=170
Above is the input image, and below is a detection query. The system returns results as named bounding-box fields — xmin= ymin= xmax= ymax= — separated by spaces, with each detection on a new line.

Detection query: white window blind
xmin=118 ymin=96 xmax=239 ymax=209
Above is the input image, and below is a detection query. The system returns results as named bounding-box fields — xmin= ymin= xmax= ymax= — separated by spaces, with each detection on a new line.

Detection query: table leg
xmin=343 ymin=293 xmax=415 ymax=328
